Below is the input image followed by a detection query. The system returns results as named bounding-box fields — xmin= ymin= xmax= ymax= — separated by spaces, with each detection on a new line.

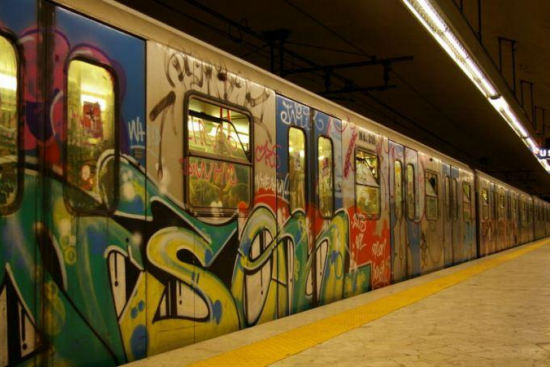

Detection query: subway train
xmin=0 ymin=0 xmax=549 ymax=365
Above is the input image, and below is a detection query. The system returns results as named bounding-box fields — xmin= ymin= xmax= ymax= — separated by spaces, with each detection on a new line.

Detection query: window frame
xmin=317 ymin=134 xmax=335 ymax=219
xmin=444 ymin=175 xmax=451 ymax=220
xmin=183 ymin=91 xmax=255 ymax=216
xmin=353 ymin=147 xmax=381 ymax=220
xmin=393 ymin=160 xmax=404 ymax=220
xmin=511 ymin=195 xmax=517 ymax=221
xmin=406 ymin=163 xmax=416 ymax=221
xmin=62 ymin=56 xmax=120 ymax=216
xmin=0 ymin=32 xmax=24 ymax=215
xmin=462 ymin=181 xmax=472 ymax=221
xmin=424 ymin=169 xmax=440 ymax=221
xmin=287 ymin=126 xmax=307 ymax=213
xmin=481 ymin=187 xmax=490 ymax=220
xmin=452 ymin=178 xmax=459 ymax=221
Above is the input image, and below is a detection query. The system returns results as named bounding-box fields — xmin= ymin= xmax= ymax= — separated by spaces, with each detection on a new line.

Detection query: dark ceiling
xmin=115 ymin=0 xmax=550 ymax=198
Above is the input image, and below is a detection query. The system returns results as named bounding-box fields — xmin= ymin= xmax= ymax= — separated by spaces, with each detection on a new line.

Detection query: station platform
xmin=125 ymin=239 xmax=550 ymax=367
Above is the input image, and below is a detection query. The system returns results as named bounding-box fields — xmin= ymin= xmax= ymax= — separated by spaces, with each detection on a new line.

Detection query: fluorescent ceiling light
xmin=402 ymin=0 xmax=548 ymax=173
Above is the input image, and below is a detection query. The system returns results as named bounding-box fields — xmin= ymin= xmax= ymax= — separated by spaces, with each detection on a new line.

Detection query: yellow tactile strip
xmin=189 ymin=239 xmax=549 ymax=367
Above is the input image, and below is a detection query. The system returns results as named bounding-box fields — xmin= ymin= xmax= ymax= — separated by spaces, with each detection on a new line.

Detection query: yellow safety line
xmin=189 ymin=239 xmax=549 ymax=367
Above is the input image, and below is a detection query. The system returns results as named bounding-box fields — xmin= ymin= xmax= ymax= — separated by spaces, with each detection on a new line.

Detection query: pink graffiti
xmin=255 ymin=141 xmax=280 ymax=168
xmin=344 ymin=127 xmax=358 ymax=178
xmin=180 ymin=157 xmax=237 ymax=185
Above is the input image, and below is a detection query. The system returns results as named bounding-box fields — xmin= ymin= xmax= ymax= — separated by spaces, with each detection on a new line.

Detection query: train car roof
xmin=475 ymin=169 xmax=533 ymax=197
xmin=57 ymin=0 xmax=473 ymax=172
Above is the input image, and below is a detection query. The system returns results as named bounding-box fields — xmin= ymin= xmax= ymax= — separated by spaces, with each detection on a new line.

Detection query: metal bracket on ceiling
xmin=281 ymin=56 xmax=412 ymax=96
xmin=281 ymin=56 xmax=413 ymax=76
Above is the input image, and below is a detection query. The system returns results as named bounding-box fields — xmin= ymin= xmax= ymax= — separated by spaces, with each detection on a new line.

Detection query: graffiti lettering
xmin=371 ymin=238 xmax=386 ymax=258
xmin=279 ymin=100 xmax=310 ymax=129
xmin=351 ymin=213 xmax=367 ymax=233
xmin=128 ymin=117 xmax=146 ymax=147
xmin=344 ymin=128 xmax=358 ymax=178
xmin=255 ymin=142 xmax=280 ymax=168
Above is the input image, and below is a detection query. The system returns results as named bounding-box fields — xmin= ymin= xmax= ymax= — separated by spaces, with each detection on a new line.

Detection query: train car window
xmin=65 ymin=60 xmax=117 ymax=213
xmin=188 ymin=98 xmax=250 ymax=160
xmin=186 ymin=97 xmax=252 ymax=211
xmin=491 ymin=191 xmax=498 ymax=220
xmin=452 ymin=179 xmax=458 ymax=220
xmin=318 ymin=136 xmax=333 ymax=218
xmin=424 ymin=171 xmax=439 ymax=220
xmin=499 ymin=194 xmax=505 ymax=219
xmin=462 ymin=182 xmax=471 ymax=221
xmin=289 ymin=127 xmax=306 ymax=212
xmin=444 ymin=177 xmax=451 ymax=220
xmin=406 ymin=164 xmax=416 ymax=220
xmin=482 ymin=188 xmax=489 ymax=220
xmin=355 ymin=149 xmax=380 ymax=217
xmin=394 ymin=160 xmax=403 ymax=219
xmin=506 ymin=193 xmax=511 ymax=220
xmin=520 ymin=200 xmax=526 ymax=225
xmin=0 ymin=36 xmax=19 ymax=212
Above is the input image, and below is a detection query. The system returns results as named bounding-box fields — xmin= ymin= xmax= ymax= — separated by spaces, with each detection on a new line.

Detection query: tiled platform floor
xmin=125 ymin=239 xmax=550 ymax=367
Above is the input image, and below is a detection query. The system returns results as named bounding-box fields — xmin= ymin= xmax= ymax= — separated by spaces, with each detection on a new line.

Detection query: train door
xmin=43 ymin=3 xmax=146 ymax=365
xmin=389 ymin=141 xmax=407 ymax=282
xmin=450 ymin=167 xmax=461 ymax=264
xmin=312 ymin=110 xmax=346 ymax=305
xmin=404 ymin=148 xmax=421 ymax=277
xmin=442 ymin=164 xmax=453 ymax=267
xmin=275 ymin=95 xmax=314 ymax=315
xmin=0 ymin=0 xmax=41 ymax=366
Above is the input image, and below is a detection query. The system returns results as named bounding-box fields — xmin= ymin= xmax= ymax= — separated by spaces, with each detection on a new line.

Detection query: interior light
xmin=300 ymin=150 xmax=305 ymax=158
xmin=81 ymin=84 xmax=110 ymax=96
xmin=0 ymin=73 xmax=17 ymax=91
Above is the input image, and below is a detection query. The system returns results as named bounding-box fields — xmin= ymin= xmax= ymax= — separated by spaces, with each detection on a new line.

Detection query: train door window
xmin=394 ymin=160 xmax=403 ymax=219
xmin=462 ymin=182 xmax=471 ymax=221
xmin=406 ymin=164 xmax=416 ymax=220
xmin=481 ymin=188 xmax=489 ymax=220
xmin=0 ymin=36 xmax=19 ymax=213
xmin=318 ymin=136 xmax=334 ymax=218
xmin=424 ymin=171 xmax=439 ymax=220
xmin=520 ymin=200 xmax=526 ymax=225
xmin=65 ymin=60 xmax=117 ymax=213
xmin=499 ymin=194 xmax=505 ymax=219
xmin=493 ymin=192 xmax=497 ymax=219
xmin=444 ymin=176 xmax=451 ymax=220
xmin=452 ymin=179 xmax=458 ymax=220
xmin=186 ymin=96 xmax=252 ymax=212
xmin=355 ymin=149 xmax=380 ymax=217
xmin=506 ymin=193 xmax=511 ymax=220
xmin=289 ymin=127 xmax=306 ymax=212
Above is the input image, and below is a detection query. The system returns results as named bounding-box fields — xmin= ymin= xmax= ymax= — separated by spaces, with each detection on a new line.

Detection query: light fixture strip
xmin=402 ymin=0 xmax=548 ymax=173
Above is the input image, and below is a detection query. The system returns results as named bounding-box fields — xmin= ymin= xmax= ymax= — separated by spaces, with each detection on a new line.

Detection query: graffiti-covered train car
xmin=0 ymin=0 xmax=548 ymax=366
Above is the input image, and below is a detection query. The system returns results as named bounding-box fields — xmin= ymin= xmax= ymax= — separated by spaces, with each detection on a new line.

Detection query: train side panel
xmin=0 ymin=0 xmax=42 ymax=366
xmin=341 ymin=122 xmax=391 ymax=292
